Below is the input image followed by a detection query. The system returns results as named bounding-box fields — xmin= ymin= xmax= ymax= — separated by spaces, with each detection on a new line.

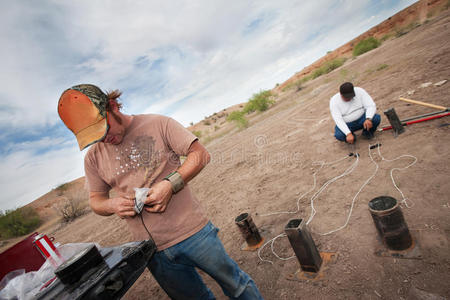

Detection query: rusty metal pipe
xmin=235 ymin=213 xmax=262 ymax=247
xmin=368 ymin=196 xmax=412 ymax=251
xmin=285 ymin=219 xmax=322 ymax=273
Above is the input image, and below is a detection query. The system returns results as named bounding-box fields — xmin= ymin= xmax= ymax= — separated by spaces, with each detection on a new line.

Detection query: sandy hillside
xmin=2 ymin=2 xmax=450 ymax=300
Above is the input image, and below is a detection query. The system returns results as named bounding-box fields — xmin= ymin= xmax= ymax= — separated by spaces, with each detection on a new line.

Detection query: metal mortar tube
xmin=235 ymin=213 xmax=262 ymax=246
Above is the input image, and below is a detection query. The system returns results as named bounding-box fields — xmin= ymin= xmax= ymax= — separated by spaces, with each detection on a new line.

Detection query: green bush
xmin=312 ymin=58 xmax=347 ymax=79
xmin=376 ymin=64 xmax=388 ymax=71
xmin=55 ymin=182 xmax=70 ymax=196
xmin=226 ymin=111 xmax=248 ymax=129
xmin=192 ymin=130 xmax=202 ymax=138
xmin=243 ymin=90 xmax=274 ymax=114
xmin=380 ymin=34 xmax=392 ymax=42
xmin=282 ymin=79 xmax=305 ymax=92
xmin=0 ymin=207 xmax=41 ymax=239
xmin=353 ymin=37 xmax=381 ymax=56
xmin=395 ymin=22 xmax=420 ymax=37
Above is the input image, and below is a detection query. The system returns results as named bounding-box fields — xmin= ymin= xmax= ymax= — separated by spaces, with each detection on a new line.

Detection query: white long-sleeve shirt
xmin=329 ymin=87 xmax=376 ymax=135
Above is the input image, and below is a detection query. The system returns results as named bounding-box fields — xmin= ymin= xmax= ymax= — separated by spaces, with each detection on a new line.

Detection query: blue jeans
xmin=147 ymin=222 xmax=264 ymax=300
xmin=334 ymin=113 xmax=381 ymax=142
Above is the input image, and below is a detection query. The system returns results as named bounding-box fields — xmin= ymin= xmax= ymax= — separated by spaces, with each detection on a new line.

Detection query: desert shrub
xmin=376 ymin=64 xmax=388 ymax=71
xmin=395 ymin=22 xmax=421 ymax=37
xmin=365 ymin=64 xmax=389 ymax=74
xmin=243 ymin=90 xmax=274 ymax=114
xmin=55 ymin=182 xmax=70 ymax=196
xmin=53 ymin=190 xmax=88 ymax=223
xmin=203 ymin=120 xmax=211 ymax=126
xmin=282 ymin=79 xmax=304 ymax=92
xmin=353 ymin=37 xmax=381 ymax=56
xmin=226 ymin=111 xmax=248 ymax=129
xmin=214 ymin=125 xmax=220 ymax=131
xmin=312 ymin=58 xmax=347 ymax=79
xmin=0 ymin=207 xmax=41 ymax=239
xmin=193 ymin=130 xmax=202 ymax=138
xmin=301 ymin=74 xmax=313 ymax=83
xmin=380 ymin=34 xmax=392 ymax=42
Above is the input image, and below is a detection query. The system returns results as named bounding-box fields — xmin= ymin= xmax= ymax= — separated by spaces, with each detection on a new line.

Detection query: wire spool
xmin=54 ymin=244 xmax=105 ymax=285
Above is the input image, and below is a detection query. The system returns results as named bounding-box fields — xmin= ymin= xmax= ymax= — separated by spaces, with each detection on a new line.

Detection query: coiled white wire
xmin=257 ymin=142 xmax=418 ymax=264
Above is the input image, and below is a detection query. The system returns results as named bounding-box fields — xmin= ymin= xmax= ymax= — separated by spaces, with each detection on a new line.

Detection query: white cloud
xmin=0 ymin=144 xmax=85 ymax=211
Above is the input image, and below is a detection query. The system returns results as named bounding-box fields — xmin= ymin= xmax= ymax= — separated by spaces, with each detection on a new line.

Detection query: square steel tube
xmin=285 ymin=219 xmax=322 ymax=272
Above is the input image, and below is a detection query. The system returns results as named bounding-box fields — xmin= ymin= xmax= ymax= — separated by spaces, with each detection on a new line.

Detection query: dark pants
xmin=334 ymin=113 xmax=381 ymax=142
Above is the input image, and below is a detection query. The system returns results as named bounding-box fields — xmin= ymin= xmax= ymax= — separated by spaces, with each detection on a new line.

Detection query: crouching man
xmin=330 ymin=82 xmax=381 ymax=144
xmin=58 ymin=84 xmax=263 ymax=300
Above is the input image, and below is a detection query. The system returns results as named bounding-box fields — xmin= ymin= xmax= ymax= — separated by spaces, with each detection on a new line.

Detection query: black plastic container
xmin=36 ymin=240 xmax=156 ymax=300
xmin=368 ymin=196 xmax=412 ymax=250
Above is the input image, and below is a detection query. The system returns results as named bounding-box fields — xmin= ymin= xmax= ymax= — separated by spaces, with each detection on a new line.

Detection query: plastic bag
xmin=134 ymin=187 xmax=150 ymax=214
xmin=0 ymin=242 xmax=99 ymax=300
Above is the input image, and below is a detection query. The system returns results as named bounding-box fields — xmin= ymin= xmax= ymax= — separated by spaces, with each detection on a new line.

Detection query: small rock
xmin=434 ymin=79 xmax=447 ymax=87
xmin=407 ymin=90 xmax=415 ymax=95
xmin=419 ymin=82 xmax=432 ymax=88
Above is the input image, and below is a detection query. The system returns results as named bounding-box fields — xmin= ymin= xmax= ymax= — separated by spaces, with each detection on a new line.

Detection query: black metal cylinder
xmin=235 ymin=213 xmax=262 ymax=246
xmin=285 ymin=219 xmax=322 ymax=273
xmin=368 ymin=196 xmax=412 ymax=251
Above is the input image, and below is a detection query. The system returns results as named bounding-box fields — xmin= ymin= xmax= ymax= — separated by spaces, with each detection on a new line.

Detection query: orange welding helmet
xmin=58 ymin=84 xmax=109 ymax=150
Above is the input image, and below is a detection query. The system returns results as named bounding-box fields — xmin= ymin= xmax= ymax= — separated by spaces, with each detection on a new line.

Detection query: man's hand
xmin=144 ymin=180 xmax=173 ymax=213
xmin=110 ymin=196 xmax=136 ymax=219
xmin=346 ymin=133 xmax=355 ymax=144
xmin=363 ymin=119 xmax=373 ymax=130
xmin=89 ymin=191 xmax=136 ymax=218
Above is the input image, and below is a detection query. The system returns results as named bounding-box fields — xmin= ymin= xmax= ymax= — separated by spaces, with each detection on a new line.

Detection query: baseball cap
xmin=58 ymin=84 xmax=109 ymax=150
xmin=340 ymin=82 xmax=355 ymax=99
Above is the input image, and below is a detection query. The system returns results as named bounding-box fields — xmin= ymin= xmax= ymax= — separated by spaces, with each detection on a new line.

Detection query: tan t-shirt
xmin=84 ymin=114 xmax=208 ymax=250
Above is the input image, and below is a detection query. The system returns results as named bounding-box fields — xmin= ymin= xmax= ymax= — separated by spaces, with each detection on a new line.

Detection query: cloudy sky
xmin=0 ymin=0 xmax=417 ymax=211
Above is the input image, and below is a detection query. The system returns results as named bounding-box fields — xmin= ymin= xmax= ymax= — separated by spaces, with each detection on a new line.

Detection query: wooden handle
xmin=399 ymin=97 xmax=447 ymax=111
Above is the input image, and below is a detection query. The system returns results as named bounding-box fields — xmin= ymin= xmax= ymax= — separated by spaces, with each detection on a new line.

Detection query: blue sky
xmin=0 ymin=0 xmax=417 ymax=211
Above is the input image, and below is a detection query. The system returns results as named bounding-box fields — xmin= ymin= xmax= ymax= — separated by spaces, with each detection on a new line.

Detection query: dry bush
xmin=53 ymin=189 xmax=89 ymax=223
xmin=55 ymin=182 xmax=70 ymax=196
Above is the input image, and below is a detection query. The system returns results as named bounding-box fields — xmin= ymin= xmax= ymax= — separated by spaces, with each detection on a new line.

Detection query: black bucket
xmin=368 ymin=196 xmax=412 ymax=251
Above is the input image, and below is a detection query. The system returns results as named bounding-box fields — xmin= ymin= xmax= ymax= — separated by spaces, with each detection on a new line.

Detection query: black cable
xmin=139 ymin=212 xmax=155 ymax=242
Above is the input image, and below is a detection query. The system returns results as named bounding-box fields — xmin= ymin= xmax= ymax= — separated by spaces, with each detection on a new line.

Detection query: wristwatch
xmin=163 ymin=171 xmax=185 ymax=193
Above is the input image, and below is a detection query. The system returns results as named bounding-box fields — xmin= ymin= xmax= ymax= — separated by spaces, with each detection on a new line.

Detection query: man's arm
xmin=144 ymin=140 xmax=210 ymax=213
xmin=89 ymin=191 xmax=136 ymax=218
xmin=359 ymin=88 xmax=376 ymax=119
xmin=176 ymin=140 xmax=211 ymax=183
xmin=330 ymin=99 xmax=351 ymax=135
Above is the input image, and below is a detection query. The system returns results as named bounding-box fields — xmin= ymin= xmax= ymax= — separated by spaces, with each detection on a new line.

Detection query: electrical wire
xmin=139 ymin=211 xmax=155 ymax=242
xmin=257 ymin=142 xmax=418 ymax=264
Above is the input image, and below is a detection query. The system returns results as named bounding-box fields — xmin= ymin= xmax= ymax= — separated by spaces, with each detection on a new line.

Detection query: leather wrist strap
xmin=163 ymin=171 xmax=184 ymax=193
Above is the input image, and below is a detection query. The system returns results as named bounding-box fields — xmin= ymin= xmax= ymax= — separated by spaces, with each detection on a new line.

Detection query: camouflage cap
xmin=58 ymin=84 xmax=109 ymax=150
xmin=70 ymin=84 xmax=108 ymax=118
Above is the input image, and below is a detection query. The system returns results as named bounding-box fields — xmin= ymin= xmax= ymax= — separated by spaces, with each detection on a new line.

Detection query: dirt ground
xmin=3 ymin=8 xmax=449 ymax=300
